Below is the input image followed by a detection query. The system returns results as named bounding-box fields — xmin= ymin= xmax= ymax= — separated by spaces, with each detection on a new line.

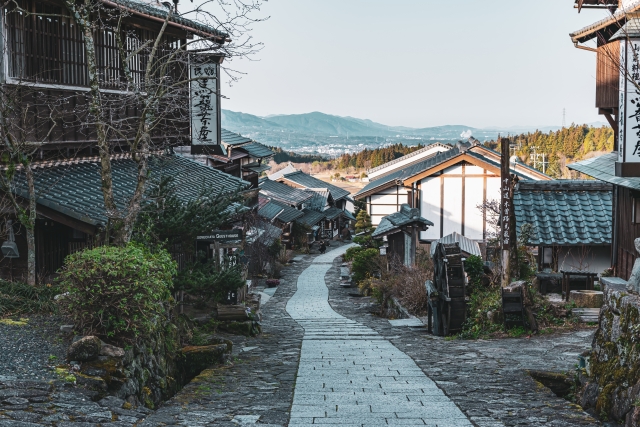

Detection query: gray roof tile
xmin=513 ymin=180 xmax=612 ymax=246
xmin=259 ymin=179 xmax=314 ymax=206
xmin=297 ymin=208 xmax=326 ymax=227
xmin=239 ymin=142 xmax=274 ymax=159
xmin=13 ymin=155 xmax=250 ymax=227
xmin=258 ymin=200 xmax=304 ymax=223
xmin=281 ymin=171 xmax=351 ymax=201
xmin=568 ymin=152 xmax=640 ymax=191
xmin=372 ymin=204 xmax=434 ymax=238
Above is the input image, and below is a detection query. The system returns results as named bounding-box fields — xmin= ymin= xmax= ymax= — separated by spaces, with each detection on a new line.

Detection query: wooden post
xmin=500 ymin=136 xmax=511 ymax=287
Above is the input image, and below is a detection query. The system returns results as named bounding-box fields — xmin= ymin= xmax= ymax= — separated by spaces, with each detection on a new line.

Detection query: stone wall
xmin=578 ymin=278 xmax=640 ymax=425
xmin=69 ymin=316 xmax=231 ymax=409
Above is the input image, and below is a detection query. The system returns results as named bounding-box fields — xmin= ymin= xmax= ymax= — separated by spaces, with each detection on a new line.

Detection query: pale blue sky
xmin=220 ymin=0 xmax=610 ymax=129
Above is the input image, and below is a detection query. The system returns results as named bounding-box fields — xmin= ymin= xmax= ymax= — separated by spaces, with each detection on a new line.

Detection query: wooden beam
xmin=601 ymin=110 xmax=618 ymax=134
xmin=403 ymin=153 xmax=501 ymax=186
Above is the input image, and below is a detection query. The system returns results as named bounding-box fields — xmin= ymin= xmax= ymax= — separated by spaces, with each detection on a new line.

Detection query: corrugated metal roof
xmin=221 ymin=128 xmax=253 ymax=146
xmin=281 ymin=171 xmax=351 ymax=201
xmin=267 ymin=163 xmax=298 ymax=181
xmin=513 ymin=180 xmax=612 ymax=246
xmin=372 ymin=205 xmax=434 ymax=238
xmin=259 ymin=179 xmax=314 ymax=206
xmin=11 ymin=155 xmax=250 ymax=227
xmin=297 ymin=208 xmax=326 ymax=227
xmin=567 ymin=152 xmax=640 ymax=191
xmin=429 ymin=232 xmax=482 ymax=257
xmin=304 ymin=189 xmax=331 ymax=211
xmin=366 ymin=143 xmax=452 ymax=176
xmin=239 ymin=142 xmax=274 ymax=159
xmin=258 ymin=200 xmax=304 ymax=223
xmin=355 ymin=148 xmax=461 ymax=198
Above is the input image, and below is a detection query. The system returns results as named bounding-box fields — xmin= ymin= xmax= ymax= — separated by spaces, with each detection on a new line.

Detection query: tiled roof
xmin=282 ymin=171 xmax=351 ymax=201
xmin=570 ymin=0 xmax=640 ymax=43
xmin=429 ymin=232 xmax=481 ymax=257
xmin=246 ymin=222 xmax=282 ymax=246
xmin=244 ymin=162 xmax=271 ymax=174
xmin=366 ymin=143 xmax=452 ymax=175
xmin=268 ymin=163 xmax=298 ymax=181
xmin=111 ymin=0 xmax=226 ymax=38
xmin=238 ymin=142 xmax=274 ymax=159
xmin=221 ymin=128 xmax=253 ymax=146
xmin=372 ymin=205 xmax=434 ymax=238
xmin=296 ymin=209 xmax=326 ymax=227
xmin=323 ymin=207 xmax=344 ymax=221
xmin=356 ymin=148 xmax=461 ymax=198
xmin=259 ymin=179 xmax=314 ymax=206
xmin=258 ymin=200 xmax=304 ymax=223
xmin=513 ymin=180 xmax=613 ymax=246
xmin=12 ymin=155 xmax=250 ymax=227
xmin=355 ymin=144 xmax=550 ymax=199
xmin=567 ymin=152 xmax=640 ymax=191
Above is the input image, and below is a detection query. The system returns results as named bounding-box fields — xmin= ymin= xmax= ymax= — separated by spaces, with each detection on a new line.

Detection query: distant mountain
xmin=220 ymin=110 xmax=612 ymax=157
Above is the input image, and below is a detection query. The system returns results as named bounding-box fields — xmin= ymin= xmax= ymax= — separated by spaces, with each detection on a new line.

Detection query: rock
xmin=569 ymin=290 xmax=604 ymax=308
xmin=218 ymin=320 xmax=254 ymax=336
xmin=100 ymin=343 xmax=125 ymax=358
xmin=181 ymin=344 xmax=229 ymax=379
xmin=627 ymin=238 xmax=640 ymax=293
xmin=3 ymin=396 xmax=29 ymax=405
xmin=97 ymin=396 xmax=126 ymax=409
xmin=59 ymin=325 xmax=74 ymax=333
xmin=67 ymin=336 xmax=102 ymax=362
xmin=75 ymin=374 xmax=107 ymax=391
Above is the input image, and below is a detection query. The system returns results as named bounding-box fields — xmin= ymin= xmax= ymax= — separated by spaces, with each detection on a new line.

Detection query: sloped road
xmin=286 ymin=245 xmax=472 ymax=427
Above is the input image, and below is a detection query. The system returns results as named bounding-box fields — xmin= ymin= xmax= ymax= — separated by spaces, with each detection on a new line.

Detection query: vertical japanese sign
xmin=620 ymin=40 xmax=640 ymax=163
xmin=190 ymin=54 xmax=222 ymax=152
xmin=500 ymin=137 xmax=511 ymax=250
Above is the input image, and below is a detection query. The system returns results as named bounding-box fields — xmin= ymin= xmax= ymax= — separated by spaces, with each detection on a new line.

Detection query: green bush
xmin=351 ymin=248 xmax=380 ymax=285
xmin=344 ymin=246 xmax=364 ymax=262
xmin=57 ymin=244 xmax=176 ymax=342
xmin=464 ymin=255 xmax=484 ymax=289
xmin=173 ymin=257 xmax=245 ymax=304
xmin=0 ymin=280 xmax=59 ymax=317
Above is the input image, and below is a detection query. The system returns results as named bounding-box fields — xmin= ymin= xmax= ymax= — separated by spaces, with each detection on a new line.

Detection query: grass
xmin=0 ymin=281 xmax=59 ymax=317
xmin=0 ymin=318 xmax=28 ymax=326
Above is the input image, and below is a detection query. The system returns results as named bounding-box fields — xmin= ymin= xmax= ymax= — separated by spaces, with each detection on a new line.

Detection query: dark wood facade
xmin=596 ymin=41 xmax=619 ymax=111
xmin=1 ymin=0 xmax=192 ymax=158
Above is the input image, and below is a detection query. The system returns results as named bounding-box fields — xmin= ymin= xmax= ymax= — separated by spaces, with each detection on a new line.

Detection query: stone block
xmin=569 ymin=290 xmax=604 ymax=308
xmin=67 ymin=336 xmax=102 ymax=362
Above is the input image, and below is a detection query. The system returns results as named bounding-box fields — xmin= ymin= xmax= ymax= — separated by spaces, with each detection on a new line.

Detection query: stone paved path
xmin=286 ymin=245 xmax=472 ymax=427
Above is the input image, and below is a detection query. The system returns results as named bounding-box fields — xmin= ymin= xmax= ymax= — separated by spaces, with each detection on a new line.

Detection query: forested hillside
xmin=485 ymin=124 xmax=614 ymax=178
xmin=325 ymin=124 xmax=613 ymax=178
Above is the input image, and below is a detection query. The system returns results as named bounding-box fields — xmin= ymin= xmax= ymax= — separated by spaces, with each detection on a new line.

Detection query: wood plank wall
xmin=616 ymin=186 xmax=640 ymax=280
xmin=596 ymin=42 xmax=620 ymax=110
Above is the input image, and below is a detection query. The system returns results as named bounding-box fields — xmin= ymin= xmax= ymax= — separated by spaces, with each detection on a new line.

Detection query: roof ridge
xmin=366 ymin=143 xmax=452 ymax=174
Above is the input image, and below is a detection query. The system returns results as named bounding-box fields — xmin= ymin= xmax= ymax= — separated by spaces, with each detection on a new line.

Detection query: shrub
xmin=344 ymin=246 xmax=364 ymax=262
xmin=351 ymin=248 xmax=380 ymax=285
xmin=0 ymin=280 xmax=59 ymax=317
xmin=173 ymin=257 xmax=244 ymax=304
xmin=57 ymin=244 xmax=176 ymax=342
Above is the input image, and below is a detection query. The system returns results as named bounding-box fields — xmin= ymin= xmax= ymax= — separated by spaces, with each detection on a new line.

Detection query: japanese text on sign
xmin=190 ymin=57 xmax=219 ymax=146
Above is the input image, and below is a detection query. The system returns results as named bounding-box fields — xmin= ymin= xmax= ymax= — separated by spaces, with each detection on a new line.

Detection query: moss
xmin=122 ymin=402 xmax=132 ymax=410
xmin=0 ymin=318 xmax=28 ymax=326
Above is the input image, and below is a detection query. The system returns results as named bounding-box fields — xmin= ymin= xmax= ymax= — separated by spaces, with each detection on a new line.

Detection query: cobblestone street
xmin=0 ymin=244 xmax=601 ymax=427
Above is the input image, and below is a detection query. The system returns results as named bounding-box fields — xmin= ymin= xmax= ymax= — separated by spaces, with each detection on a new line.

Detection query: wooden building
xmin=372 ymin=204 xmax=433 ymax=267
xmin=568 ymin=0 xmax=640 ymax=279
xmin=354 ymin=140 xmax=549 ymax=243
xmin=513 ymin=180 xmax=612 ymax=274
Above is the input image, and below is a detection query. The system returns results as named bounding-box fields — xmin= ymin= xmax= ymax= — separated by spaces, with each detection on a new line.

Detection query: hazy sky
xmin=220 ymin=1 xmax=610 ymax=129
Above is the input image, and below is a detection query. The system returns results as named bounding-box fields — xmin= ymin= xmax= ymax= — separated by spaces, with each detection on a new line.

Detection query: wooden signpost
xmin=500 ymin=137 xmax=518 ymax=287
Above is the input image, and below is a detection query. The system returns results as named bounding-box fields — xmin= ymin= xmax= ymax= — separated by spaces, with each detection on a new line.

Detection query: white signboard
xmin=190 ymin=55 xmax=221 ymax=148
xmin=620 ymin=40 xmax=640 ymax=163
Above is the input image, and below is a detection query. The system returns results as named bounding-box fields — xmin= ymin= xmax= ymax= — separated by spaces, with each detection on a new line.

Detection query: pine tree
xmin=355 ymin=210 xmax=372 ymax=233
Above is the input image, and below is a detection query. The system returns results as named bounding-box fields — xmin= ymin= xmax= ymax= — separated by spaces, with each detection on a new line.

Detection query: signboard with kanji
xmin=190 ymin=54 xmax=223 ymax=153
xmin=619 ymin=39 xmax=640 ymax=163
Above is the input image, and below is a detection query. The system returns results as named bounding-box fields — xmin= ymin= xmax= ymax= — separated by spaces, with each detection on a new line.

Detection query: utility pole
xmin=562 ymin=108 xmax=566 ymax=128
xmin=529 ymin=146 xmax=549 ymax=173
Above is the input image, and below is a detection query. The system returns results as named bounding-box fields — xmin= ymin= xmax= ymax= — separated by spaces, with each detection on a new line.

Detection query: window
xmin=5 ymin=0 xmax=184 ymax=89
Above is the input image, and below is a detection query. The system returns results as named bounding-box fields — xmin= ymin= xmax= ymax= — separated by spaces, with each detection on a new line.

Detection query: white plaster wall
xmin=557 ymin=246 xmax=612 ymax=275
xmin=420 ymin=176 xmax=441 ymax=240
xmin=442 ymin=176 xmax=463 ymax=236
xmin=464 ymin=176 xmax=485 ymax=240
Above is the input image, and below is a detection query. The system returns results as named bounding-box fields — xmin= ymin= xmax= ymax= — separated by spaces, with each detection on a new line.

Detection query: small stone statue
xmin=627 ymin=238 xmax=640 ymax=293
